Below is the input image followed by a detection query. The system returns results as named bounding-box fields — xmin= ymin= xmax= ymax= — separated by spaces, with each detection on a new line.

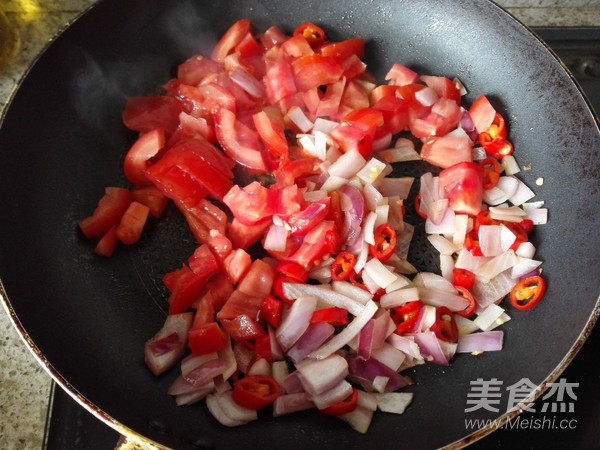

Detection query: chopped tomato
xmin=468 ymin=94 xmax=496 ymax=134
xmin=232 ymin=375 xmax=282 ymax=410
xmin=94 ymin=225 xmax=119 ymax=257
xmin=420 ymin=132 xmax=473 ymax=169
xmin=310 ymin=307 xmax=349 ymax=327
xmin=122 ymin=96 xmax=183 ymax=136
xmin=188 ymin=322 xmax=227 ymax=355
xmin=211 ymin=19 xmax=252 ymax=62
xmin=116 ymin=201 xmax=150 ymax=245
xmin=131 ymin=185 xmax=168 ymax=218
xmin=291 ymin=54 xmax=344 ymax=91
xmin=79 ymin=187 xmax=133 ymax=239
xmin=438 ymin=162 xmax=483 ymax=216
xmin=123 ymin=129 xmax=166 ymax=186
xmin=319 ymin=38 xmax=365 ymax=62
xmin=259 ymin=295 xmax=283 ymax=328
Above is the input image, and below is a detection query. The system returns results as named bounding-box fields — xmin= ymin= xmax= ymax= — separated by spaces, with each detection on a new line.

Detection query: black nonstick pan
xmin=1 ymin=1 xmax=598 ymax=449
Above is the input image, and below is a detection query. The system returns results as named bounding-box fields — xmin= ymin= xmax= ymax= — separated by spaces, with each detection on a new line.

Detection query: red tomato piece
xmin=260 ymin=295 xmax=283 ymax=328
xmin=187 ymin=244 xmax=219 ymax=278
xmin=469 ymin=95 xmax=497 ymax=134
xmin=214 ymin=108 xmax=267 ymax=172
xmin=188 ymin=322 xmax=228 ymax=355
xmin=420 ymin=75 xmax=461 ymax=104
xmin=122 ymin=96 xmax=183 ymax=136
xmin=131 ymin=185 xmax=168 ymax=218
xmin=211 ymin=19 xmax=252 ymax=62
xmin=223 ymin=248 xmax=253 ymax=284
xmin=291 ymin=54 xmax=344 ymax=91
xmin=216 ymin=290 xmax=265 ymax=322
xmin=220 ymin=315 xmax=265 ymax=342
xmin=385 ymin=63 xmax=419 ymax=86
xmin=223 ymin=181 xmax=270 ymax=225
xmin=115 ymin=201 xmax=150 ymax=245
xmin=237 ymin=259 xmax=275 ymax=298
xmin=94 ymin=225 xmax=119 ymax=258
xmin=232 ymin=375 xmax=282 ymax=410
xmin=264 ymin=60 xmax=298 ymax=105
xmin=319 ymin=38 xmax=365 ymax=62
xmin=79 ymin=187 xmax=133 ymax=239
xmin=168 ymin=268 xmax=213 ymax=315
xmin=228 ymin=217 xmax=271 ymax=250
xmin=438 ymin=162 xmax=483 ymax=216
xmin=177 ymin=54 xmax=224 ymax=86
xmin=252 ymin=110 xmax=289 ymax=170
xmin=420 ymin=132 xmax=473 ymax=169
xmin=123 ymin=129 xmax=166 ymax=186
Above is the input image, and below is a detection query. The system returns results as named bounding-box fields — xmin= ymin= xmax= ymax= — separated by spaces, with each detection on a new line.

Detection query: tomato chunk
xmin=79 ymin=187 xmax=133 ymax=239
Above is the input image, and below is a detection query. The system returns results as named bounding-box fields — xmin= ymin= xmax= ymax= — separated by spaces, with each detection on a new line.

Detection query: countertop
xmin=1 ymin=1 xmax=599 ymax=449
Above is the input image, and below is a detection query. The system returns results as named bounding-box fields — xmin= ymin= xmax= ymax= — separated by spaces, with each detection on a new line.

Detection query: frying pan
xmin=1 ymin=1 xmax=598 ymax=449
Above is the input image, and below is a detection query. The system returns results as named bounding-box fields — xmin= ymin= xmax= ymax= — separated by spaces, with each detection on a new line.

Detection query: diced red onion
xmin=313 ymin=117 xmax=339 ymax=134
xmin=413 ymin=272 xmax=457 ymax=293
xmin=459 ymin=108 xmax=478 ymax=142
xmin=454 ymin=315 xmax=480 ymax=336
xmin=363 ymin=258 xmax=397 ymax=289
xmin=287 ymin=106 xmax=313 ymax=133
xmin=385 ymin=273 xmax=412 ymax=293
xmin=440 ymin=254 xmax=454 ymax=281
xmin=426 ymin=198 xmax=449 ymax=225
xmin=470 ymin=269 xmax=516 ymax=308
xmin=453 ymin=214 xmax=469 ymax=247
xmin=515 ymin=241 xmax=536 ymax=259
xmin=475 ymin=250 xmax=517 ymax=282
xmin=380 ymin=287 xmax=419 ymax=309
xmin=357 ymin=158 xmax=387 ymax=185
xmin=478 ymin=224 xmax=513 ymax=257
xmin=386 ymin=334 xmax=423 ymax=361
xmin=376 ymin=138 xmax=421 ymax=163
xmin=357 ymin=390 xmax=378 ymax=411
xmin=144 ymin=312 xmax=193 ymax=376
xmin=232 ymin=341 xmax=254 ymax=374
xmin=357 ymin=319 xmax=376 ymax=360
xmin=509 ymin=179 xmax=536 ymax=206
xmin=287 ymin=322 xmax=335 ymax=363
xmin=308 ymin=300 xmax=378 ymax=359
xmin=378 ymin=177 xmax=414 ymax=199
xmin=425 ymin=207 xmax=455 ymax=234
xmin=410 ymin=331 xmax=450 ymax=366
xmin=206 ymin=394 xmax=248 ymax=427
xmin=272 ymin=360 xmax=289 ymax=389
xmin=215 ymin=391 xmax=258 ymax=423
xmin=417 ymin=287 xmax=469 ymax=312
xmin=229 ymin=66 xmax=265 ymax=98
xmin=184 ymin=358 xmax=227 ymax=387
xmin=511 ymin=257 xmax=543 ymax=279
xmin=347 ymin=355 xmax=409 ymax=392
xmin=311 ymin=380 xmax=353 ymax=409
xmin=374 ymin=392 xmax=414 ymax=414
xmin=263 ymin=222 xmax=289 ymax=252
xmin=296 ymin=354 xmax=349 ymax=395
xmin=427 ymin=235 xmax=458 ymax=255
xmin=501 ymin=155 xmax=520 ymax=175
xmin=168 ymin=375 xmax=215 ymax=396
xmin=456 ymin=330 xmax=504 ymax=353
xmin=283 ymin=282 xmax=364 ymax=316
xmin=339 ymin=404 xmax=374 ymax=434
xmin=474 ymin=303 xmax=506 ymax=331
xmin=413 ymin=304 xmax=436 ymax=333
xmin=328 ymin=148 xmax=367 ymax=178
xmin=320 ymin=174 xmax=348 ymax=192
xmin=454 ymin=247 xmax=486 ymax=273
xmin=362 ymin=211 xmax=378 ymax=245
xmin=181 ymin=352 xmax=219 ymax=378
xmin=332 ymin=280 xmax=373 ymax=305
xmin=276 ymin=295 xmax=318 ymax=351
xmin=372 ymin=376 xmax=389 ymax=393
xmin=370 ymin=342 xmax=406 ymax=372
xmin=525 ymin=207 xmax=548 ymax=225
xmin=247 ymin=358 xmax=272 ymax=376
xmin=282 ymin=370 xmax=305 ymax=394
xmin=273 ymin=392 xmax=315 ymax=417
xmin=175 ymin=387 xmax=213 ymax=406
xmin=415 ymin=86 xmax=438 ymax=106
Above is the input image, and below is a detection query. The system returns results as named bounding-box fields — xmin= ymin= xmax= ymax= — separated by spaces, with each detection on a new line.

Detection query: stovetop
xmin=43 ymin=27 xmax=600 ymax=450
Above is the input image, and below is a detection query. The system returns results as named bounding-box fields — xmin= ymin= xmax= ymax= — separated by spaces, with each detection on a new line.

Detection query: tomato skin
xmin=211 ymin=19 xmax=251 ymax=62
xmin=510 ymin=276 xmax=546 ymax=311
xmin=232 ymin=375 xmax=282 ymax=410
xmin=188 ymin=322 xmax=228 ymax=355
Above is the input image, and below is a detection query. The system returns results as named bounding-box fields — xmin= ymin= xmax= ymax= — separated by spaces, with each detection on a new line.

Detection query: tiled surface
xmin=0 ymin=1 xmax=599 ymax=449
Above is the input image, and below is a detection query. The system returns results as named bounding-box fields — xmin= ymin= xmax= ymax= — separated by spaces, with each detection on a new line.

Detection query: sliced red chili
xmin=232 ymin=375 xmax=282 ymax=410
xmin=480 ymin=157 xmax=502 ymax=190
xmin=414 ymin=193 xmax=428 ymax=220
xmin=349 ymin=270 xmax=368 ymax=291
xmin=310 ymin=307 xmax=349 ymax=327
xmin=430 ymin=306 xmax=459 ymax=343
xmin=369 ymin=223 xmax=397 ymax=261
xmin=392 ymin=300 xmax=423 ymax=335
xmin=510 ymin=276 xmax=546 ymax=311
xmin=479 ymin=113 xmax=514 ymax=159
xmin=520 ymin=219 xmax=534 ymax=235
xmin=293 ymin=22 xmax=326 ymax=47
xmin=320 ymin=388 xmax=358 ymax=416
xmin=452 ymin=268 xmax=476 ymax=289
xmin=473 ymin=210 xmax=497 ymax=236
xmin=464 ymin=230 xmax=483 ymax=257
xmin=273 ymin=275 xmax=298 ymax=305
xmin=275 ymin=260 xmax=309 ymax=283
xmin=324 ymin=229 xmax=341 ymax=256
xmin=331 ymin=251 xmax=357 ymax=281
xmin=455 ymin=285 xmax=477 ymax=318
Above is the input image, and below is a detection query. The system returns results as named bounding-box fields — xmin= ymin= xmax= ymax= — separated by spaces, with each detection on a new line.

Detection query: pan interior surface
xmin=0 ymin=1 xmax=598 ymax=449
